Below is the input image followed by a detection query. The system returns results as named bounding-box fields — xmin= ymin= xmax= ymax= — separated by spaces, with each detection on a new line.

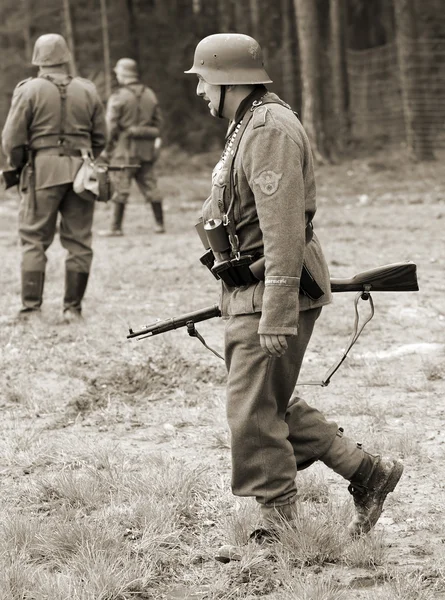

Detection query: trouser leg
xmin=224 ymin=309 xmax=338 ymax=517
xmin=318 ymin=427 xmax=367 ymax=479
xmin=136 ymin=161 xmax=165 ymax=233
xmin=101 ymin=167 xmax=132 ymax=235
xmin=111 ymin=202 xmax=125 ymax=233
xmin=151 ymin=201 xmax=165 ymax=233
xmin=20 ymin=271 xmax=45 ymax=312
xmin=59 ymin=186 xmax=94 ymax=314
xmin=59 ymin=186 xmax=94 ymax=274
xmin=63 ymin=270 xmax=89 ymax=314
xmin=18 ymin=185 xmax=63 ymax=310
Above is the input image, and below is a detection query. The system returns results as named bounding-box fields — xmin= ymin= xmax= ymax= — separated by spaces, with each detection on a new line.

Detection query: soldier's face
xmin=197 ymin=76 xmax=220 ymax=118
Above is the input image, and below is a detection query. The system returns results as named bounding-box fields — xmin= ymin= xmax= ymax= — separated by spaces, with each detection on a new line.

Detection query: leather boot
xmin=63 ymin=271 xmax=89 ymax=318
xmin=98 ymin=202 xmax=125 ymax=237
xmin=347 ymin=448 xmax=404 ymax=536
xmin=151 ymin=201 xmax=165 ymax=233
xmin=20 ymin=271 xmax=45 ymax=314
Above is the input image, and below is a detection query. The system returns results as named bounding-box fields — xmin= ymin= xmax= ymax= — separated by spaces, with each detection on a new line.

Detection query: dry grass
xmin=1 ymin=149 xmax=445 ymax=598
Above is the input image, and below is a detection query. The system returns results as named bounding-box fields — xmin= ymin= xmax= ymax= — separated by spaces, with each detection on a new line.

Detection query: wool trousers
xmin=224 ymin=308 xmax=338 ymax=509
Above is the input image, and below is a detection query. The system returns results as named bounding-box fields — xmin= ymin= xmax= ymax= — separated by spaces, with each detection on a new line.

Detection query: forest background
xmin=0 ymin=0 xmax=444 ymax=164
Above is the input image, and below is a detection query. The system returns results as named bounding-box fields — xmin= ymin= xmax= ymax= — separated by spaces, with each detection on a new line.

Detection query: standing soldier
xmin=100 ymin=58 xmax=165 ymax=236
xmin=185 ymin=34 xmax=403 ymax=559
xmin=1 ymin=33 xmax=106 ymax=320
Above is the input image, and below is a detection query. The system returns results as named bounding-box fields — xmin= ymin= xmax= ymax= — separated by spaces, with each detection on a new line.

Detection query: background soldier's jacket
xmin=1 ymin=74 xmax=106 ymax=190
xmin=105 ymin=83 xmax=162 ymax=162
xmin=202 ymin=92 xmax=332 ymax=336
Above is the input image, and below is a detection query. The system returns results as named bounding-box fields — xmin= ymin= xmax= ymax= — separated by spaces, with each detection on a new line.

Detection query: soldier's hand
xmin=260 ymin=334 xmax=288 ymax=357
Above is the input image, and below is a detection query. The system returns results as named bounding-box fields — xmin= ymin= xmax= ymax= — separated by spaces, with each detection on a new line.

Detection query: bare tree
xmin=281 ymin=0 xmax=297 ymax=108
xmin=22 ymin=0 xmax=32 ymax=62
xmin=100 ymin=0 xmax=112 ymax=99
xmin=293 ymin=0 xmax=329 ymax=162
xmin=394 ymin=0 xmax=434 ymax=160
xmin=250 ymin=0 xmax=260 ymax=40
xmin=329 ymin=0 xmax=350 ymax=154
xmin=62 ymin=0 xmax=77 ymax=75
xmin=126 ymin=0 xmax=140 ymax=64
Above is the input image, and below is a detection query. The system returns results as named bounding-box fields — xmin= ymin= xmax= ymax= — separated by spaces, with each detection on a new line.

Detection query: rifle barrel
xmin=127 ymin=304 xmax=221 ymax=339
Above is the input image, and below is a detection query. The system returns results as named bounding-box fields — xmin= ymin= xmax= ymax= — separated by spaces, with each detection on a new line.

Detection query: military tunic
xmin=1 ymin=70 xmax=106 ymax=293
xmin=201 ymin=89 xmax=338 ymax=514
xmin=105 ymin=82 xmax=163 ymax=205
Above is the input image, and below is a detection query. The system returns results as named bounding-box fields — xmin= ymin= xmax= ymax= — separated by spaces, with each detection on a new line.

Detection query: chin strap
xmin=217 ymin=85 xmax=226 ymax=118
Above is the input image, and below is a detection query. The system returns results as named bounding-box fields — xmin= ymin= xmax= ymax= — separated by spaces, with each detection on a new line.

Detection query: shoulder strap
xmin=217 ymin=109 xmax=255 ymax=257
xmin=220 ymin=96 xmax=299 ymax=258
xmin=124 ymin=84 xmax=145 ymax=124
xmin=39 ymin=74 xmax=73 ymax=153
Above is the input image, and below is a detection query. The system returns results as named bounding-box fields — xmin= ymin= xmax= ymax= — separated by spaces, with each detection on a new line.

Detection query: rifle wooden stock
xmin=127 ymin=304 xmax=221 ymax=339
xmin=330 ymin=261 xmax=418 ymax=293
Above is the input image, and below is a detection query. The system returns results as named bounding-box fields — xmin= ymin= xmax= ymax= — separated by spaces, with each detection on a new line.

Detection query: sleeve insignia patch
xmin=253 ymin=170 xmax=283 ymax=195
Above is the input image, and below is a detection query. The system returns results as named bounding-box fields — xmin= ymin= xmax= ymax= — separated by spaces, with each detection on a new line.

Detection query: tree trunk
xmin=100 ymin=0 xmax=112 ymax=100
xmin=62 ymin=0 xmax=77 ymax=75
xmin=281 ymin=0 xmax=297 ymax=108
xmin=394 ymin=0 xmax=434 ymax=160
xmin=250 ymin=0 xmax=260 ymax=40
xmin=234 ymin=1 xmax=250 ymax=32
xmin=329 ymin=0 xmax=350 ymax=154
xmin=217 ymin=0 xmax=233 ymax=32
xmin=293 ymin=0 xmax=329 ymax=162
xmin=126 ymin=0 xmax=140 ymax=63
xmin=22 ymin=0 xmax=32 ymax=62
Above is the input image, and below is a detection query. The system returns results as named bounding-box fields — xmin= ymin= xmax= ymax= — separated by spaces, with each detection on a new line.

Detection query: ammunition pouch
xmin=199 ymin=250 xmax=324 ymax=299
xmin=0 ymin=167 xmax=22 ymax=190
xmin=212 ymin=255 xmax=260 ymax=287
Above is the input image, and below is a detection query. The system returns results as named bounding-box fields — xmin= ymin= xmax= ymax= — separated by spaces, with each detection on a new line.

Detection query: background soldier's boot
xmin=347 ymin=451 xmax=404 ymax=537
xmin=19 ymin=271 xmax=45 ymax=315
xmin=151 ymin=201 xmax=165 ymax=233
xmin=319 ymin=429 xmax=403 ymax=536
xmin=63 ymin=271 xmax=89 ymax=320
xmin=98 ymin=202 xmax=125 ymax=237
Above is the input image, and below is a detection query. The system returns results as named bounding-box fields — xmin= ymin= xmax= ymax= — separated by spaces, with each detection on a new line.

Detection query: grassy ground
xmin=0 ymin=148 xmax=444 ymax=599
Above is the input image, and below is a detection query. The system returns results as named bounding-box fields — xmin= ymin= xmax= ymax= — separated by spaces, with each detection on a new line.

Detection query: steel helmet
xmin=184 ymin=33 xmax=272 ymax=85
xmin=32 ymin=34 xmax=72 ymax=67
xmin=114 ymin=58 xmax=138 ymax=78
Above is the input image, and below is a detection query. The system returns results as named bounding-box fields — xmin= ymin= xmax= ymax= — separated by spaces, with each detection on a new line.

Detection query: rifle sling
xmin=297 ymin=290 xmax=375 ymax=387
xmin=181 ymin=289 xmax=375 ymax=389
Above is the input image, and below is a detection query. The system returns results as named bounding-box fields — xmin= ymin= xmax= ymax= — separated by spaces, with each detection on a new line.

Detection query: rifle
xmin=127 ymin=261 xmax=418 ymax=382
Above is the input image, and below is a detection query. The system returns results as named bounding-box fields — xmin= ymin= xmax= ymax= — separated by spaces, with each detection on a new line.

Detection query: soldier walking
xmin=100 ymin=58 xmax=165 ymax=236
xmin=185 ymin=34 xmax=403 ymax=560
xmin=1 ymin=33 xmax=106 ymax=320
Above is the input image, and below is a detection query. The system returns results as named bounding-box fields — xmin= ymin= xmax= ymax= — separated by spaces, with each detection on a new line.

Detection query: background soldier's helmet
xmin=114 ymin=58 xmax=139 ymax=78
xmin=32 ymin=34 xmax=72 ymax=67
xmin=184 ymin=33 xmax=272 ymax=85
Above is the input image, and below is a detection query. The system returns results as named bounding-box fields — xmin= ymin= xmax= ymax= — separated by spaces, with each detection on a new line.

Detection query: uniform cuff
xmin=258 ymin=284 xmax=300 ymax=335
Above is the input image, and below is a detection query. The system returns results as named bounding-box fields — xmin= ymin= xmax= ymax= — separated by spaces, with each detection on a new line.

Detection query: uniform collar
xmin=226 ymin=85 xmax=268 ymax=139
